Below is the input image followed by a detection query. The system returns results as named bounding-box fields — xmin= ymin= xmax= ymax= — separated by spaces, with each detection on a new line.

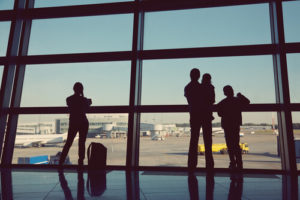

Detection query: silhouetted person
xmin=59 ymin=82 xmax=92 ymax=166
xmin=217 ymin=85 xmax=250 ymax=170
xmin=228 ymin=175 xmax=243 ymax=200
xmin=185 ymin=69 xmax=214 ymax=170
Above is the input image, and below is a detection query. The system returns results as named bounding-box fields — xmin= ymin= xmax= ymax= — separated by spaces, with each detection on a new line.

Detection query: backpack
xmin=87 ymin=142 xmax=107 ymax=170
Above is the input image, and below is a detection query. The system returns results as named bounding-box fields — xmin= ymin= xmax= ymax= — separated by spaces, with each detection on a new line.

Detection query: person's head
xmin=73 ymin=82 xmax=83 ymax=96
xmin=202 ymin=73 xmax=212 ymax=84
xmin=190 ymin=68 xmax=200 ymax=81
xmin=223 ymin=85 xmax=234 ymax=97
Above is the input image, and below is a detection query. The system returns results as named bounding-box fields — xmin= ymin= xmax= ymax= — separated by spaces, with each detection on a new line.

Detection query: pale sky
xmin=0 ymin=1 xmax=299 ymax=124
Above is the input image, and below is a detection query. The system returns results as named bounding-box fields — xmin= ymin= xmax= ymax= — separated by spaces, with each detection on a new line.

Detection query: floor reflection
xmin=0 ymin=168 xmax=297 ymax=199
xmin=58 ymin=169 xmax=107 ymax=200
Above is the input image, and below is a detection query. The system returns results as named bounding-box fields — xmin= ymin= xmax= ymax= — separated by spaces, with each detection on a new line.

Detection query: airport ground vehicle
xmin=198 ymin=143 xmax=249 ymax=155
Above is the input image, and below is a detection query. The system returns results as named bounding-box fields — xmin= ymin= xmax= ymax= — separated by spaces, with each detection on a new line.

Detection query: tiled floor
xmin=0 ymin=168 xmax=297 ymax=199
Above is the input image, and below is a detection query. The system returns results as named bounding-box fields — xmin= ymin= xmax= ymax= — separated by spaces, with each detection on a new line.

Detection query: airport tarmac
xmin=12 ymin=132 xmax=300 ymax=169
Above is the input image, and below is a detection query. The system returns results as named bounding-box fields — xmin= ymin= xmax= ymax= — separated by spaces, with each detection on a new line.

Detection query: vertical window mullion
xmin=0 ymin=0 xmax=27 ymax=163
xmin=1 ymin=0 xmax=34 ymax=165
xmin=126 ymin=1 xmax=144 ymax=168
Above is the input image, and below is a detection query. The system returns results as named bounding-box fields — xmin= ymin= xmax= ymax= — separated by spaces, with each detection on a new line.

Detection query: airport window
xmin=139 ymin=112 xmax=281 ymax=169
xmin=0 ymin=22 xmax=11 ymax=56
xmin=21 ymin=62 xmax=131 ymax=107
xmin=1 ymin=0 xmax=299 ymax=171
xmin=286 ymin=53 xmax=300 ymax=103
xmin=34 ymin=0 xmax=133 ymax=8
xmin=144 ymin=4 xmax=271 ymax=50
xmin=283 ymin=1 xmax=300 ymax=43
xmin=14 ymin=114 xmax=128 ymax=165
xmin=142 ymin=56 xmax=276 ymax=105
xmin=0 ymin=0 xmax=14 ymax=10
xmin=28 ymin=14 xmax=133 ymax=55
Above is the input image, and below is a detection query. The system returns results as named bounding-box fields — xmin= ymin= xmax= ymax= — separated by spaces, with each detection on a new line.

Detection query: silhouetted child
xmin=201 ymin=73 xmax=215 ymax=121
xmin=59 ymin=82 xmax=92 ymax=166
xmin=217 ymin=85 xmax=250 ymax=170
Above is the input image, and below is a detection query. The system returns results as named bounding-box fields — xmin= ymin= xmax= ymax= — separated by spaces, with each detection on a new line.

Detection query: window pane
xmin=13 ymin=114 xmax=128 ymax=166
xmin=144 ymin=4 xmax=271 ymax=50
xmin=28 ymin=15 xmax=133 ymax=55
xmin=21 ymin=62 xmax=131 ymax=107
xmin=292 ymin=112 xmax=300 ymax=170
xmin=0 ymin=0 xmax=14 ymax=10
xmin=283 ymin=1 xmax=300 ymax=43
xmin=35 ymin=0 xmax=133 ymax=8
xmin=142 ymin=56 xmax=275 ymax=105
xmin=287 ymin=53 xmax=300 ymax=103
xmin=139 ymin=112 xmax=280 ymax=169
xmin=0 ymin=22 xmax=11 ymax=56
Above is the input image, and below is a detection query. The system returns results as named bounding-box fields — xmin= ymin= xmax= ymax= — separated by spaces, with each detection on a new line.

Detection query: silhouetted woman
xmin=59 ymin=82 xmax=92 ymax=166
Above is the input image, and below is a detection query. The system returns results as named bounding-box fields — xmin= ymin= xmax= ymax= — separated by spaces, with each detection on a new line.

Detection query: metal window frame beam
xmin=2 ymin=0 xmax=299 ymax=21
xmin=0 ymin=0 xmax=27 ymax=163
xmin=3 ymin=104 xmax=296 ymax=115
xmin=1 ymin=0 xmax=34 ymax=165
xmin=126 ymin=0 xmax=144 ymax=168
xmin=269 ymin=1 xmax=296 ymax=174
xmin=1 ymin=43 xmax=300 ymax=66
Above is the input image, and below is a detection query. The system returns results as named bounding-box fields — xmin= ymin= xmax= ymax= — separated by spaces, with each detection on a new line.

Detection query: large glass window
xmin=13 ymin=114 xmax=128 ymax=165
xmin=21 ymin=62 xmax=131 ymax=107
xmin=0 ymin=0 xmax=14 ymax=10
xmin=283 ymin=1 xmax=300 ymax=43
xmin=142 ymin=56 xmax=275 ymax=105
xmin=0 ymin=22 xmax=11 ymax=56
xmin=28 ymin=14 xmax=133 ymax=55
xmin=287 ymin=53 xmax=300 ymax=103
xmin=34 ymin=0 xmax=133 ymax=8
xmin=139 ymin=112 xmax=280 ymax=169
xmin=144 ymin=4 xmax=271 ymax=50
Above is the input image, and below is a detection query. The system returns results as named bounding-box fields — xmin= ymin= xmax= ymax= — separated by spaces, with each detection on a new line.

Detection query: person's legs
xmin=78 ymin=119 xmax=89 ymax=165
xmin=202 ymin=121 xmax=214 ymax=168
xmin=188 ymin=114 xmax=201 ymax=170
xmin=225 ymin=129 xmax=236 ymax=169
xmin=60 ymin=123 xmax=78 ymax=165
xmin=232 ymin=127 xmax=242 ymax=169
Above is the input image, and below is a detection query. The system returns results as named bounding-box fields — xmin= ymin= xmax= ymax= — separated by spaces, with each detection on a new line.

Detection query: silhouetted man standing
xmin=185 ymin=68 xmax=214 ymax=170
xmin=59 ymin=82 xmax=92 ymax=166
xmin=217 ymin=85 xmax=250 ymax=170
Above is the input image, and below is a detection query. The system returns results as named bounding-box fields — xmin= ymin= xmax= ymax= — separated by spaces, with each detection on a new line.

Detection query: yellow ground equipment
xmin=198 ymin=143 xmax=249 ymax=155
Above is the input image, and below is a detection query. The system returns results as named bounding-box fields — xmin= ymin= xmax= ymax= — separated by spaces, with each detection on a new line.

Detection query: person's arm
xmin=237 ymin=93 xmax=250 ymax=105
xmin=217 ymin=101 xmax=223 ymax=117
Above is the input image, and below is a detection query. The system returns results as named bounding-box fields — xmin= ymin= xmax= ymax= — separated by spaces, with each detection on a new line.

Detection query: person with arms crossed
xmin=217 ymin=85 xmax=250 ymax=170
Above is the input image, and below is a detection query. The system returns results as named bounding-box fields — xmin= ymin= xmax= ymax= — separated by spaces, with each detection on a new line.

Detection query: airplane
xmin=200 ymin=127 xmax=224 ymax=136
xmin=14 ymin=132 xmax=78 ymax=148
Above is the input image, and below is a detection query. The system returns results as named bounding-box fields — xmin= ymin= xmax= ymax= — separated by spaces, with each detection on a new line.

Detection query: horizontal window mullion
xmin=139 ymin=44 xmax=277 ymax=60
xmin=0 ymin=0 xmax=280 ymax=21
xmin=0 ymin=2 xmax=135 ymax=21
xmin=8 ymin=106 xmax=130 ymax=114
xmin=6 ymin=104 xmax=290 ymax=114
xmin=286 ymin=42 xmax=300 ymax=53
xmin=0 ymin=44 xmax=282 ymax=65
